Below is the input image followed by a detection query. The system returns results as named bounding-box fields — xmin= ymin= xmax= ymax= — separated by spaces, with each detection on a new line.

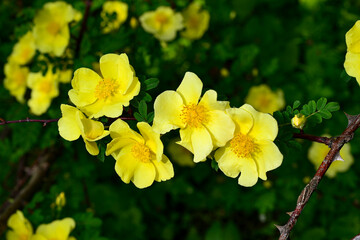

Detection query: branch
xmin=0 ymin=118 xmax=58 ymax=127
xmin=293 ymin=132 xmax=333 ymax=145
xmin=75 ymin=0 xmax=92 ymax=57
xmin=277 ymin=113 xmax=360 ymax=240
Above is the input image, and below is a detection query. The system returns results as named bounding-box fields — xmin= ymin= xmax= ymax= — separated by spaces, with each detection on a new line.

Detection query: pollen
xmin=94 ymin=78 xmax=119 ymax=100
xmin=180 ymin=103 xmax=209 ymax=128
xmin=131 ymin=143 xmax=151 ymax=163
xmin=230 ymin=133 xmax=258 ymax=159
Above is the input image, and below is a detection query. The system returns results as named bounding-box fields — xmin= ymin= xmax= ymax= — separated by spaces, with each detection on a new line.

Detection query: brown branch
xmin=0 ymin=118 xmax=59 ymax=127
xmin=277 ymin=113 xmax=360 ymax=240
xmin=75 ymin=0 xmax=92 ymax=57
xmin=293 ymin=132 xmax=333 ymax=145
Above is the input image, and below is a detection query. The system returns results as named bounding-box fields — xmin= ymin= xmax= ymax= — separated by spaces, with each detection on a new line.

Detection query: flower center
xmin=94 ymin=78 xmax=119 ymax=100
xmin=39 ymin=80 xmax=52 ymax=93
xmin=188 ymin=16 xmax=200 ymax=29
xmin=21 ymin=48 xmax=31 ymax=61
xmin=180 ymin=103 xmax=209 ymax=128
xmin=131 ymin=143 xmax=151 ymax=163
xmin=155 ymin=13 xmax=169 ymax=25
xmin=258 ymin=95 xmax=271 ymax=108
xmin=230 ymin=133 xmax=258 ymax=159
xmin=47 ymin=21 xmax=62 ymax=36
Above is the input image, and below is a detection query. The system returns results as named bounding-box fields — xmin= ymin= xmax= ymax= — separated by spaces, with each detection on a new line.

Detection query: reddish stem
xmin=75 ymin=0 xmax=92 ymax=57
xmin=293 ymin=132 xmax=332 ymax=145
xmin=0 ymin=118 xmax=59 ymax=127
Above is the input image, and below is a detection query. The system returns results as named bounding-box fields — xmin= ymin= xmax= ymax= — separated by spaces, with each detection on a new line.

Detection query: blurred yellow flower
xmin=245 ymin=84 xmax=285 ymax=114
xmin=58 ymin=104 xmax=109 ymax=155
xmin=55 ymin=192 xmax=66 ymax=209
xmin=27 ymin=67 xmax=59 ymax=115
xmin=153 ymin=72 xmax=235 ymax=162
xmin=181 ymin=2 xmax=210 ymax=40
xmin=130 ymin=17 xmax=138 ymax=29
xmin=140 ymin=6 xmax=183 ymax=41
xmin=344 ymin=20 xmax=360 ymax=86
xmin=6 ymin=210 xmax=34 ymax=240
xmin=106 ymin=119 xmax=174 ymax=189
xmin=57 ymin=69 xmax=73 ymax=83
xmin=308 ymin=135 xmax=354 ymax=178
xmin=215 ymin=104 xmax=283 ymax=187
xmin=101 ymin=1 xmax=128 ymax=33
xmin=33 ymin=1 xmax=81 ymax=57
xmin=35 ymin=218 xmax=76 ymax=240
xmin=69 ymin=53 xmax=140 ymax=118
xmin=8 ymin=31 xmax=36 ymax=65
xmin=167 ymin=138 xmax=195 ymax=167
xmin=4 ymin=62 xmax=29 ymax=103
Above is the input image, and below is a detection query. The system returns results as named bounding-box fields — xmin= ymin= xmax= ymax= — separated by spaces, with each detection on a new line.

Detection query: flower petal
xmin=58 ymin=104 xmax=81 ymax=141
xmin=153 ymin=154 xmax=174 ymax=182
xmin=71 ymin=68 xmax=101 ymax=92
xmin=109 ymin=119 xmax=143 ymax=142
xmin=199 ymin=90 xmax=229 ymax=111
xmin=176 ymin=72 xmax=203 ymax=105
xmin=204 ymin=110 xmax=235 ymax=147
xmin=226 ymin=107 xmax=254 ymax=135
xmin=256 ymin=140 xmax=283 ymax=174
xmin=132 ymin=162 xmax=156 ymax=188
xmin=114 ymin=144 xmax=139 ymax=183
xmin=106 ymin=138 xmax=135 ymax=156
xmin=153 ymin=90 xmax=185 ymax=134
xmin=190 ymin=126 xmax=213 ymax=162
xmin=344 ymin=51 xmax=360 ymax=85
xmin=138 ymin=122 xmax=163 ymax=161
xmin=215 ymin=146 xmax=241 ymax=178
xmin=84 ymin=139 xmax=99 ymax=156
xmin=346 ymin=20 xmax=360 ymax=53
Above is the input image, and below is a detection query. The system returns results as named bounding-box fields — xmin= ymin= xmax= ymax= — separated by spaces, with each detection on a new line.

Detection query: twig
xmin=75 ymin=0 xmax=92 ymax=57
xmin=0 ymin=118 xmax=59 ymax=127
xmin=293 ymin=132 xmax=333 ymax=145
xmin=277 ymin=113 xmax=360 ymax=240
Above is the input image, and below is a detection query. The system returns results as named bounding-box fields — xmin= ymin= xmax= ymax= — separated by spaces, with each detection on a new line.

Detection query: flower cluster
xmin=3 ymin=1 xmax=81 ymax=115
xmin=6 ymin=210 xmax=76 ymax=240
xmin=100 ymin=1 xmax=128 ymax=33
xmin=344 ymin=20 xmax=360 ymax=86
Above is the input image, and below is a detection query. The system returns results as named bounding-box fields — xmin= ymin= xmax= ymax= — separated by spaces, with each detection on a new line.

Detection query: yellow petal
xmin=109 ymin=119 xmax=143 ymax=142
xmin=256 ymin=140 xmax=283 ymax=173
xmin=344 ymin=51 xmax=360 ymax=85
xmin=7 ymin=210 xmax=33 ymax=236
xmin=138 ymin=122 xmax=163 ymax=161
xmin=198 ymin=90 xmax=229 ymax=111
xmin=346 ymin=20 xmax=360 ymax=53
xmin=241 ymin=104 xmax=278 ymax=141
xmin=153 ymin=154 xmax=174 ymax=182
xmin=79 ymin=100 xmax=105 ymax=118
xmin=176 ymin=72 xmax=203 ymax=105
xmin=132 ymin=162 xmax=156 ymax=188
xmin=237 ymin=159 xmax=259 ymax=187
xmin=84 ymin=139 xmax=99 ymax=155
xmin=177 ymin=127 xmax=194 ymax=153
xmin=114 ymin=145 xmax=140 ymax=183
xmin=215 ymin=146 xmax=241 ymax=178
xmin=36 ymin=218 xmax=75 ymax=239
xmin=80 ymin=117 xmax=106 ymax=140
xmin=226 ymin=107 xmax=254 ymax=135
xmin=106 ymin=138 xmax=135 ymax=156
xmin=101 ymin=102 xmax=124 ymax=118
xmin=58 ymin=104 xmax=81 ymax=141
xmin=68 ymin=90 xmax=96 ymax=108
xmin=190 ymin=126 xmax=213 ymax=162
xmin=204 ymin=110 xmax=235 ymax=147
xmin=69 ymin=68 xmax=100 ymax=102
xmin=153 ymin=90 xmax=185 ymax=134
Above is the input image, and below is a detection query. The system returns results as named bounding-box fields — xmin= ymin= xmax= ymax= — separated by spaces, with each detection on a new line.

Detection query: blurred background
xmin=0 ymin=0 xmax=360 ymax=239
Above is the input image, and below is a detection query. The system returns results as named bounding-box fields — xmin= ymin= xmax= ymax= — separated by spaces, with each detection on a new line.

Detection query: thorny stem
xmin=75 ymin=0 xmax=92 ymax=57
xmin=277 ymin=113 xmax=360 ymax=240
xmin=293 ymin=132 xmax=332 ymax=145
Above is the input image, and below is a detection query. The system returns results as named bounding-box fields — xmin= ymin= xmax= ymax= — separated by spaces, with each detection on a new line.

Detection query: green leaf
xmin=211 ymin=159 xmax=219 ymax=171
xmin=308 ymin=100 xmax=316 ymax=113
xmin=312 ymin=113 xmax=323 ymax=124
xmin=143 ymin=78 xmax=160 ymax=91
xmin=273 ymin=111 xmax=284 ymax=123
xmin=134 ymin=112 xmax=145 ymax=122
xmin=147 ymin=112 xmax=154 ymax=123
xmin=316 ymin=97 xmax=327 ymax=110
xmin=138 ymin=100 xmax=147 ymax=117
xmin=293 ymin=100 xmax=301 ymax=109
xmin=302 ymin=104 xmax=310 ymax=115
xmin=97 ymin=143 xmax=106 ymax=163
xmin=325 ymin=102 xmax=340 ymax=112
xmin=319 ymin=109 xmax=332 ymax=119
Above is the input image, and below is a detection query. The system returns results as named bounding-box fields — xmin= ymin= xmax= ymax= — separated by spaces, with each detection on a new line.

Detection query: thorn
xmin=344 ymin=112 xmax=360 ymax=127
xmin=274 ymin=224 xmax=286 ymax=234
xmin=0 ymin=118 xmax=5 ymax=124
xmin=333 ymin=152 xmax=344 ymax=162
xmin=286 ymin=211 xmax=294 ymax=216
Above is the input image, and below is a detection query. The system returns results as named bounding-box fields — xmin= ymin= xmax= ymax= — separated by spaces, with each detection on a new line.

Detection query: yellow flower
xmin=181 ymin=2 xmax=210 ymax=40
xmin=55 ymin=192 xmax=66 ymax=209
xmin=214 ymin=104 xmax=283 ymax=187
xmin=308 ymin=135 xmax=354 ymax=178
xmin=8 ymin=31 xmax=36 ymax=65
xmin=106 ymin=119 xmax=174 ymax=189
xmin=58 ymin=104 xmax=109 ymax=155
xmin=4 ymin=62 xmax=29 ymax=103
xmin=6 ymin=210 xmax=33 ymax=240
xmin=344 ymin=20 xmax=360 ymax=86
xmin=153 ymin=72 xmax=235 ymax=162
xmin=139 ymin=6 xmax=183 ymax=41
xmin=130 ymin=17 xmax=138 ymax=29
xmin=245 ymin=84 xmax=285 ymax=114
xmin=33 ymin=1 xmax=81 ymax=57
xmin=167 ymin=138 xmax=195 ymax=167
xmin=69 ymin=53 xmax=140 ymax=118
xmin=57 ymin=69 xmax=73 ymax=83
xmin=35 ymin=218 xmax=76 ymax=240
xmin=101 ymin=1 xmax=128 ymax=33
xmin=27 ymin=67 xmax=59 ymax=115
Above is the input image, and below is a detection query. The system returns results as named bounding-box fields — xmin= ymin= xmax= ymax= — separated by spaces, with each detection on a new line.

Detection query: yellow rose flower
xmin=181 ymin=2 xmax=210 ymax=40
xmin=58 ymin=104 xmax=109 ymax=155
xmin=27 ymin=67 xmax=59 ymax=115
xmin=35 ymin=218 xmax=76 ymax=240
xmin=6 ymin=210 xmax=34 ymax=240
xmin=68 ymin=53 xmax=140 ymax=118
xmin=8 ymin=31 xmax=36 ymax=65
xmin=33 ymin=1 xmax=81 ymax=57
xmin=214 ymin=104 xmax=283 ymax=187
xmin=101 ymin=1 xmax=128 ymax=33
xmin=106 ymin=119 xmax=174 ymax=189
xmin=153 ymin=72 xmax=235 ymax=163
xmin=245 ymin=84 xmax=285 ymax=114
xmin=4 ymin=62 xmax=29 ymax=103
xmin=344 ymin=20 xmax=360 ymax=85
xmin=308 ymin=135 xmax=354 ymax=178
xmin=139 ymin=6 xmax=183 ymax=41
xmin=57 ymin=69 xmax=73 ymax=83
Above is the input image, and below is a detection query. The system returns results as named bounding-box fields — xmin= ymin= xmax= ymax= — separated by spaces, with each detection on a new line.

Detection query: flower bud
xmin=291 ymin=114 xmax=307 ymax=130
xmin=55 ymin=192 xmax=66 ymax=209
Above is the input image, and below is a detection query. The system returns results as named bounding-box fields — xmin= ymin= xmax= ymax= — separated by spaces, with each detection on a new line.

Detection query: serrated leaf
xmin=316 ymin=97 xmax=327 ymax=110
xmin=138 ymin=100 xmax=147 ymax=117
xmin=319 ymin=109 xmax=332 ymax=119
xmin=143 ymin=78 xmax=159 ymax=91
xmin=325 ymin=102 xmax=340 ymax=112
xmin=293 ymin=100 xmax=301 ymax=109
xmin=134 ymin=112 xmax=145 ymax=122
xmin=308 ymin=100 xmax=316 ymax=113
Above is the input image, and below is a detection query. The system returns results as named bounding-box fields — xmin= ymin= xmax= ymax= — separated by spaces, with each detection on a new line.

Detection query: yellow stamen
xmin=230 ymin=133 xmax=258 ymax=158
xmin=94 ymin=78 xmax=119 ymax=100
xmin=180 ymin=103 xmax=209 ymax=128
xmin=131 ymin=143 xmax=151 ymax=163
